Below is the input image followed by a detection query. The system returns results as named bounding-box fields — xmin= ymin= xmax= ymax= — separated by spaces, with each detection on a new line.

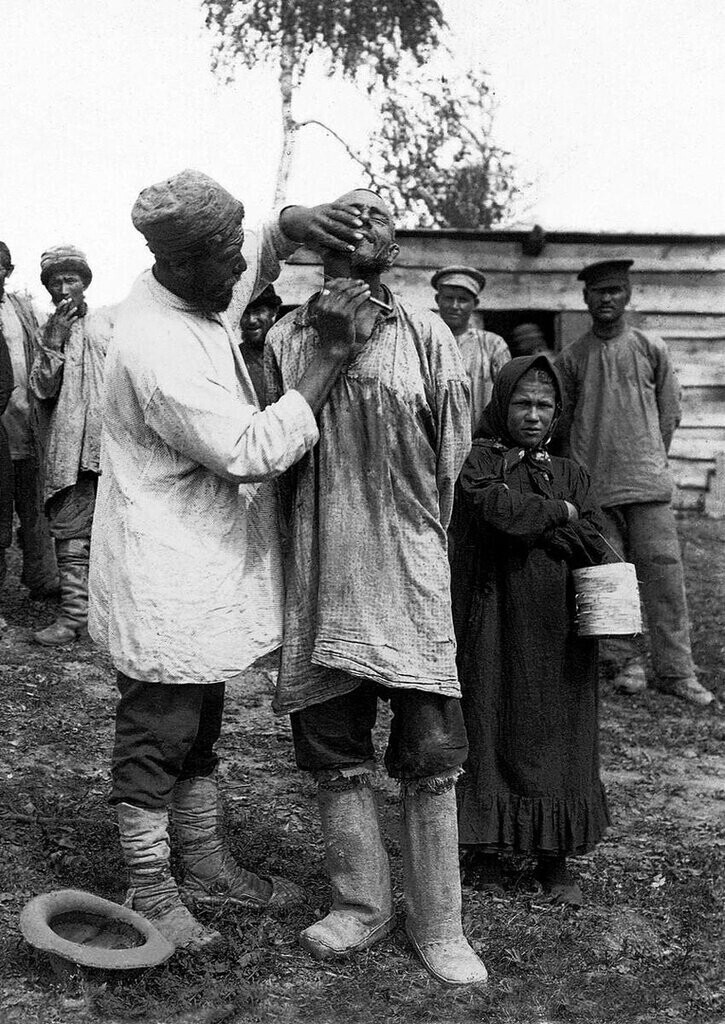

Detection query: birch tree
xmin=202 ymin=0 xmax=445 ymax=206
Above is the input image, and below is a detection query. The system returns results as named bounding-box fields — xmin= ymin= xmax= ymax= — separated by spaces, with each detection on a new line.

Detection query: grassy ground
xmin=0 ymin=514 xmax=723 ymax=1024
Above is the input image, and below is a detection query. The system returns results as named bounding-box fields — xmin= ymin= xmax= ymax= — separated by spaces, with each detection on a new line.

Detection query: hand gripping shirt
xmin=267 ymin=293 xmax=472 ymax=715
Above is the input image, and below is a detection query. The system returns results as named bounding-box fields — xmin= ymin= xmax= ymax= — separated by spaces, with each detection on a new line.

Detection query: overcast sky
xmin=2 ymin=0 xmax=724 ymax=304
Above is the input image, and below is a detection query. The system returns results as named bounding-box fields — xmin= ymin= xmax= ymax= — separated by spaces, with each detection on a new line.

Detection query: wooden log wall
xmin=276 ymin=231 xmax=725 ymax=512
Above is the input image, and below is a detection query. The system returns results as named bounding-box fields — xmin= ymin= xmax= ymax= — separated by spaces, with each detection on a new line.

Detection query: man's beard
xmin=349 ymin=249 xmax=391 ymax=275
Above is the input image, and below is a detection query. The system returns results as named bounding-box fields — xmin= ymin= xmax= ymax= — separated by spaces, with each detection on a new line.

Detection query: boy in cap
xmin=89 ymin=169 xmax=375 ymax=951
xmin=239 ymin=283 xmax=282 ymax=407
xmin=30 ymin=245 xmax=111 ymax=645
xmin=0 ymin=241 xmax=58 ymax=599
xmin=556 ymin=259 xmax=713 ymax=707
xmin=432 ymin=264 xmax=509 ymax=434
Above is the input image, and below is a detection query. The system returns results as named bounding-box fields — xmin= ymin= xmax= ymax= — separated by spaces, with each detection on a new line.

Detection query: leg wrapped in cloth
xmin=173 ymin=775 xmax=304 ymax=909
xmin=116 ymin=802 xmax=221 ymax=951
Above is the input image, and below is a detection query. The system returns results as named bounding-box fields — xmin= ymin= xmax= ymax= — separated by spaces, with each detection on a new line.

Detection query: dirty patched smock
xmin=29 ymin=308 xmax=112 ymax=503
xmin=88 ymin=223 xmax=319 ymax=686
xmin=267 ymin=292 xmax=472 ymax=715
xmin=556 ymin=323 xmax=681 ymax=508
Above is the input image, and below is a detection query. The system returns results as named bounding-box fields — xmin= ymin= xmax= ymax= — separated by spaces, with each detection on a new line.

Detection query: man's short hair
xmin=0 ymin=242 xmax=12 ymax=270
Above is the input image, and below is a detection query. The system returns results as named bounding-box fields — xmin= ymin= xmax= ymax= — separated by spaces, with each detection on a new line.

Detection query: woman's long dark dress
xmin=452 ymin=442 xmax=611 ymax=856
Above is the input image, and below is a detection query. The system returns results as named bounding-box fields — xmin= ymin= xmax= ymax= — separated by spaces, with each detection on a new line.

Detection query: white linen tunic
xmin=88 ymin=225 xmax=319 ymax=686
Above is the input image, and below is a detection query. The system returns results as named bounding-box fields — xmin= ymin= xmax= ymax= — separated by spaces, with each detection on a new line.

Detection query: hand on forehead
xmin=334 ymin=189 xmax=391 ymax=219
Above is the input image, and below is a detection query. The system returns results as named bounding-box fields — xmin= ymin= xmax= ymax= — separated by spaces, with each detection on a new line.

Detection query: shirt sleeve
xmin=428 ymin=318 xmax=472 ymax=529
xmin=0 ymin=333 xmax=13 ymax=415
xmin=29 ymin=328 xmax=65 ymax=401
xmin=490 ymin=333 xmax=511 ymax=378
xmin=138 ymin=356 xmax=318 ymax=484
xmin=651 ymin=336 xmax=682 ymax=452
xmin=460 ymin=446 xmax=570 ymax=541
xmin=552 ymin=349 xmax=577 ymax=457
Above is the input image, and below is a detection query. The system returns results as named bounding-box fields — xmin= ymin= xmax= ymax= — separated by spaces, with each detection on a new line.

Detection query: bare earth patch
xmin=0 ymin=515 xmax=723 ymax=1024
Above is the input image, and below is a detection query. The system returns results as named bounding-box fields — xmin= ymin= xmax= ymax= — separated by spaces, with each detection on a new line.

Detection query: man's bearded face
xmin=340 ymin=191 xmax=397 ymax=275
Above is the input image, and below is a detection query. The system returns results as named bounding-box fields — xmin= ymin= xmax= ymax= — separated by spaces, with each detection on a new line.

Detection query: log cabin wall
xmin=277 ymin=230 xmax=725 ymax=511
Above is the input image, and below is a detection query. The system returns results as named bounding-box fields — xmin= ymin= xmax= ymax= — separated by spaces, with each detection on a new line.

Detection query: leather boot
xmin=299 ymin=779 xmax=395 ymax=960
xmin=34 ymin=538 xmax=88 ymax=646
xmin=116 ymin=802 xmax=221 ymax=951
xmin=173 ymin=775 xmax=303 ymax=909
xmin=400 ymin=781 xmax=488 ymax=986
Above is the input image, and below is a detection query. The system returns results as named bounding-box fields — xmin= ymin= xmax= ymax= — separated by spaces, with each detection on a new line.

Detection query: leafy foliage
xmin=364 ymin=63 xmax=521 ymax=228
xmin=203 ymin=0 xmax=445 ymax=87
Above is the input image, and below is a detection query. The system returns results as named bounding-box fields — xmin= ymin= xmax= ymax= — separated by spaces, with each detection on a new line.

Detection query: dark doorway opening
xmin=478 ymin=310 xmax=557 ymax=353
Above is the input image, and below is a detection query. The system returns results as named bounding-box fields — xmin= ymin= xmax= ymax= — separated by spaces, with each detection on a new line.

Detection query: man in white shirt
xmin=89 ymin=169 xmax=371 ymax=951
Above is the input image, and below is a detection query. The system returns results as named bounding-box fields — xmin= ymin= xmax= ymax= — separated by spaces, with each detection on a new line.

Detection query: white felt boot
xmin=401 ymin=781 xmax=488 ymax=986
xmin=300 ymin=781 xmax=395 ymax=959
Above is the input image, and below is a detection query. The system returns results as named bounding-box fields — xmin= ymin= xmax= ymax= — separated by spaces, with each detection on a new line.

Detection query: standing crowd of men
xmin=0 ymin=167 xmax=714 ymax=988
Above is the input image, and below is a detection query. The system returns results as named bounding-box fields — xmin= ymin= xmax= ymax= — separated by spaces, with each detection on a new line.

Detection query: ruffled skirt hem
xmin=457 ymin=784 xmax=610 ymax=856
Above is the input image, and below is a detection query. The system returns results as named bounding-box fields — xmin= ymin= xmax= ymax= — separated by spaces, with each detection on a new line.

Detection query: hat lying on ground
xmin=431 ymin=265 xmax=487 ymax=297
xmin=20 ymin=889 xmax=174 ymax=971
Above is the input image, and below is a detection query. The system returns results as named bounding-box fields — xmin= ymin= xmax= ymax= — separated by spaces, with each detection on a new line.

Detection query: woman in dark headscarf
xmin=450 ymin=355 xmax=610 ymax=905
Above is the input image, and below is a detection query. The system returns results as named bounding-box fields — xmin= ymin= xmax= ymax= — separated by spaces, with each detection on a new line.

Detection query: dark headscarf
xmin=475 ymin=354 xmax=562 ymax=482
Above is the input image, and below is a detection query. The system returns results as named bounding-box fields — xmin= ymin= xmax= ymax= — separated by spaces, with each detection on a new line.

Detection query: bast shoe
xmin=612 ymin=662 xmax=647 ymax=695
xmin=33 ymin=621 xmax=80 ymax=646
xmin=654 ymin=676 xmax=715 ymax=707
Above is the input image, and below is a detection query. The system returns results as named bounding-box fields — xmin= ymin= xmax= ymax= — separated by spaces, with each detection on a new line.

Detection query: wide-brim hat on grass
xmin=20 ymin=889 xmax=174 ymax=972
xmin=430 ymin=265 xmax=486 ymax=297
xmin=40 ymin=245 xmax=92 ymax=289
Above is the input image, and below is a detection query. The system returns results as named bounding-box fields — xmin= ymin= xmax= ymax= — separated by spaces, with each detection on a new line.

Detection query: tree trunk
xmin=274 ymin=38 xmax=297 ymax=208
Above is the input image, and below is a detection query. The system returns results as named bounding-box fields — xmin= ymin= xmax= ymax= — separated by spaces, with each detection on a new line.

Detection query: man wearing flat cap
xmin=30 ymin=245 xmax=111 ymax=646
xmin=556 ymin=259 xmax=713 ymax=707
xmin=432 ymin=265 xmax=509 ymax=434
xmin=89 ymin=169 xmax=376 ymax=951
xmin=239 ymin=283 xmax=282 ymax=407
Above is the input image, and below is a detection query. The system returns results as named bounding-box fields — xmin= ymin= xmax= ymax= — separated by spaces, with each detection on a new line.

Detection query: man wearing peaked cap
xmin=432 ymin=264 xmax=509 ymax=434
xmin=87 ymin=168 xmax=379 ymax=952
xmin=555 ymin=258 xmax=713 ymax=707
xmin=30 ymin=245 xmax=112 ymax=647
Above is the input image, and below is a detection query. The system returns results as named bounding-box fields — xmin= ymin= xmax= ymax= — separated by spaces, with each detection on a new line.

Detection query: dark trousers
xmin=46 ymin=472 xmax=97 ymax=541
xmin=291 ymin=684 xmax=468 ymax=781
xmin=0 ymin=457 xmax=57 ymax=590
xmin=110 ymin=672 xmax=225 ymax=810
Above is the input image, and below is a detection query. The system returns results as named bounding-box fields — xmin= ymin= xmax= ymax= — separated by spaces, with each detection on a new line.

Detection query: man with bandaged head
xmin=267 ymin=189 xmax=487 ymax=987
xmin=89 ymin=169 xmax=372 ymax=951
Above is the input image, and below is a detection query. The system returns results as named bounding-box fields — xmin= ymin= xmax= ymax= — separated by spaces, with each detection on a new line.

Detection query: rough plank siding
xmin=276 ymin=231 xmax=725 ymax=511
